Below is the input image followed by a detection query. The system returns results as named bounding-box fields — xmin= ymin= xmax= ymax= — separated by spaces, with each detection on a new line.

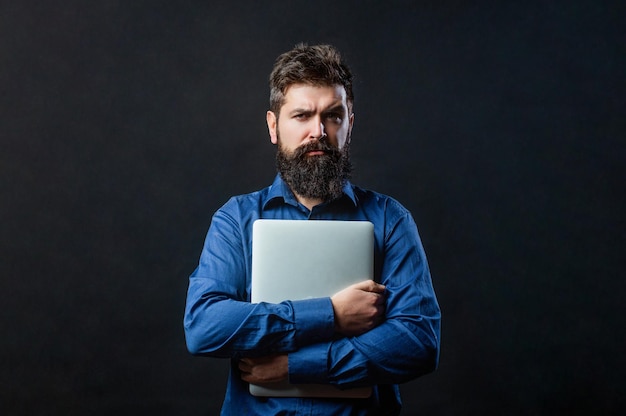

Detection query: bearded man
xmin=184 ymin=44 xmax=441 ymax=415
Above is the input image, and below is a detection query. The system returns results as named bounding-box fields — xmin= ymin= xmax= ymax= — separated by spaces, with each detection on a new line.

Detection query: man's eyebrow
xmin=323 ymin=104 xmax=347 ymax=114
xmin=287 ymin=102 xmax=346 ymax=116
xmin=288 ymin=108 xmax=313 ymax=116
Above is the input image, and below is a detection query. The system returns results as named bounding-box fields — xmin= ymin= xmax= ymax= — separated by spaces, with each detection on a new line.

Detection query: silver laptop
xmin=249 ymin=219 xmax=374 ymax=398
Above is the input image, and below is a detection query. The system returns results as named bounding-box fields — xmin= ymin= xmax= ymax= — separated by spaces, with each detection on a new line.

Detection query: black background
xmin=1 ymin=1 xmax=624 ymax=414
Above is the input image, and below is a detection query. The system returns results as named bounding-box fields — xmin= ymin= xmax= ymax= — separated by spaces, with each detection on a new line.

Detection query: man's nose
xmin=310 ymin=120 xmax=326 ymax=140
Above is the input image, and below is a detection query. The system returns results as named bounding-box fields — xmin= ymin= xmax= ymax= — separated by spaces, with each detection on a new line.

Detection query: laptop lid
xmin=249 ymin=219 xmax=374 ymax=398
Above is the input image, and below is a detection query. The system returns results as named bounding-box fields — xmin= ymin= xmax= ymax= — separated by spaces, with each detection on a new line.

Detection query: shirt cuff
xmin=290 ymin=297 xmax=335 ymax=347
xmin=288 ymin=342 xmax=329 ymax=384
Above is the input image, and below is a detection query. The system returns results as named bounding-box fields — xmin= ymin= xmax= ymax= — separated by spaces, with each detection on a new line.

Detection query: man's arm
xmin=235 ymin=280 xmax=388 ymax=383
xmin=183 ymin=204 xmax=337 ymax=357
xmin=288 ymin=211 xmax=441 ymax=388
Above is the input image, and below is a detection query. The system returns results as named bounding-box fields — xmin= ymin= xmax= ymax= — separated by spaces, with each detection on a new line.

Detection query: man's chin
xmin=276 ymin=141 xmax=352 ymax=202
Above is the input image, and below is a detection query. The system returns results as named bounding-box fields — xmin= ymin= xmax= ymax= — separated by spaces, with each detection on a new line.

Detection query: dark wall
xmin=2 ymin=1 xmax=624 ymax=414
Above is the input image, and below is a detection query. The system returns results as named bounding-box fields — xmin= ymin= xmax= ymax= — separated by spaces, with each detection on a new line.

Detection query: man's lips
xmin=305 ymin=150 xmax=326 ymax=156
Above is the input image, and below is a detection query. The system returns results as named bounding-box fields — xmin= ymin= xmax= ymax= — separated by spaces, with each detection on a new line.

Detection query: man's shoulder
xmin=221 ymin=185 xmax=272 ymax=213
xmin=351 ymin=184 xmax=410 ymax=215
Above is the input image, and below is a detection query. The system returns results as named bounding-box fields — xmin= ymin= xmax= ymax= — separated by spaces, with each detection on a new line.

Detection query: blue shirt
xmin=184 ymin=175 xmax=441 ymax=415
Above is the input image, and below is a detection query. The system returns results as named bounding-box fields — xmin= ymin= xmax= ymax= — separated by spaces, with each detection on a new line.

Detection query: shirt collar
xmin=263 ymin=174 xmax=358 ymax=209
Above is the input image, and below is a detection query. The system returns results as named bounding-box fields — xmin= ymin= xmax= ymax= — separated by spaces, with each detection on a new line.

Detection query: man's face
xmin=266 ymin=83 xmax=354 ymax=153
xmin=266 ymin=83 xmax=355 ymax=202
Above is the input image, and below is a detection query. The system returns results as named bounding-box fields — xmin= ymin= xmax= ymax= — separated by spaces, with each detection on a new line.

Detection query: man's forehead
xmin=282 ymin=83 xmax=348 ymax=106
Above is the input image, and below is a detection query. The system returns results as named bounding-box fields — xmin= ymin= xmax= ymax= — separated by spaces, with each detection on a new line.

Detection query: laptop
xmin=249 ymin=219 xmax=374 ymax=398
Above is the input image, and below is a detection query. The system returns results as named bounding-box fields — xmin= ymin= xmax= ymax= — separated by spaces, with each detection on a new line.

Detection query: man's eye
xmin=326 ymin=114 xmax=342 ymax=123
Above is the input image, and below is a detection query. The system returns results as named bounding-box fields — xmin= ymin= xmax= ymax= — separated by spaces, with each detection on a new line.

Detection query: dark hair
xmin=269 ymin=43 xmax=354 ymax=114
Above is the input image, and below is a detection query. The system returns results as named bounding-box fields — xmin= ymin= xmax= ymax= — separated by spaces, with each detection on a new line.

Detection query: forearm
xmin=289 ymin=313 xmax=440 ymax=387
xmin=184 ymin=278 xmax=335 ymax=357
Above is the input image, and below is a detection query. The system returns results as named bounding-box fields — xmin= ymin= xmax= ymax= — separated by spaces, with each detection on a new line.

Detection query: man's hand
xmin=331 ymin=280 xmax=387 ymax=336
xmin=239 ymin=354 xmax=288 ymax=384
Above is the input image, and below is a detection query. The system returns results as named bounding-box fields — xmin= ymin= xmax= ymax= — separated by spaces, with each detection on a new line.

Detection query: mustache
xmin=291 ymin=140 xmax=340 ymax=159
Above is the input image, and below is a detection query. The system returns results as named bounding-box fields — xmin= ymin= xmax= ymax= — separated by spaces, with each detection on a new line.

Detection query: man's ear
xmin=347 ymin=113 xmax=355 ymax=144
xmin=267 ymin=111 xmax=278 ymax=144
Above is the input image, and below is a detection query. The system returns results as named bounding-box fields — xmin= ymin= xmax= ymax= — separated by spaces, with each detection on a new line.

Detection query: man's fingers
xmin=238 ymin=358 xmax=251 ymax=373
xmin=352 ymin=279 xmax=386 ymax=293
xmin=238 ymin=355 xmax=289 ymax=384
xmin=373 ymin=292 xmax=386 ymax=305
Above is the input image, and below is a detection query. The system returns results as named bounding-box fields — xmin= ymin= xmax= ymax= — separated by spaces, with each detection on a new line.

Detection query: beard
xmin=276 ymin=136 xmax=353 ymax=202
